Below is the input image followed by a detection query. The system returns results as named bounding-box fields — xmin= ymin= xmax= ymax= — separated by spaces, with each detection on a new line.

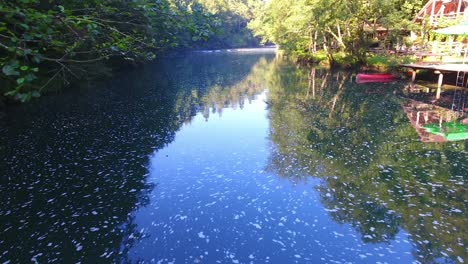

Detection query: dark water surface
xmin=1 ymin=51 xmax=466 ymax=264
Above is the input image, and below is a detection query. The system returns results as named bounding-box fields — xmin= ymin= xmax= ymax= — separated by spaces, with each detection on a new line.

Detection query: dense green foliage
xmin=0 ymin=0 xmax=433 ymax=103
xmin=0 ymin=0 xmax=261 ymax=103
xmin=191 ymin=0 xmax=262 ymax=48
xmin=249 ymin=0 xmax=424 ymax=65
xmin=1 ymin=0 xmax=174 ymax=102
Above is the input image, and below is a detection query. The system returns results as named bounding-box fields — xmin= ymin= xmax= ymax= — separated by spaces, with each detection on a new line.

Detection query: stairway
xmin=456 ymin=71 xmax=465 ymax=87
xmin=452 ymin=71 xmax=466 ymax=114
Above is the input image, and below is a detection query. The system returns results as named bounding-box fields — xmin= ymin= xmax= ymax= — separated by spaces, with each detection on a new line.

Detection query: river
xmin=0 ymin=50 xmax=466 ymax=263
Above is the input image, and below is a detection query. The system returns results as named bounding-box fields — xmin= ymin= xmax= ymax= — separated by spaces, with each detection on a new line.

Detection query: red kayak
xmin=356 ymin=73 xmax=396 ymax=83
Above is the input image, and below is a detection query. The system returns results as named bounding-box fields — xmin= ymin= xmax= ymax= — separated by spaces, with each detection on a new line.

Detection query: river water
xmin=0 ymin=50 xmax=466 ymax=263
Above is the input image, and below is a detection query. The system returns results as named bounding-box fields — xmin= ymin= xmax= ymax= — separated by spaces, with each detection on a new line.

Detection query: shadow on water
xmin=0 ymin=52 xmax=274 ymax=263
xmin=265 ymin=61 xmax=467 ymax=263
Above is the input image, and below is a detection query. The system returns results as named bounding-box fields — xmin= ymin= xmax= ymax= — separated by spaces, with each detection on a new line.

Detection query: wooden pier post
xmin=400 ymin=63 xmax=468 ymax=100
xmin=435 ymin=70 xmax=443 ymax=99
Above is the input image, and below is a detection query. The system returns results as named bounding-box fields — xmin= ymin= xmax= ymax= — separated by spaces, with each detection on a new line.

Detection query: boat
xmin=422 ymin=121 xmax=468 ymax=142
xmin=356 ymin=73 xmax=396 ymax=83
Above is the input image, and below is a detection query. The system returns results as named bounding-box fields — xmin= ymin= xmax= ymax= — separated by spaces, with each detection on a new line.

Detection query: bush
xmin=366 ymin=54 xmax=415 ymax=71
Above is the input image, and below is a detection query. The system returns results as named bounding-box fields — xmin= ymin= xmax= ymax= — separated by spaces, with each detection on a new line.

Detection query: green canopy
xmin=422 ymin=121 xmax=468 ymax=141
xmin=434 ymin=21 xmax=468 ymax=36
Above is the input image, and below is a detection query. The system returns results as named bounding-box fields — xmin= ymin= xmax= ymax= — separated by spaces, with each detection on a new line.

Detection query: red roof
xmin=414 ymin=0 xmax=468 ymax=27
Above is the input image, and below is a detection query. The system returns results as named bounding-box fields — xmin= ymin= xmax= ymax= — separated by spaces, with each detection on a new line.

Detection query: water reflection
xmin=0 ymin=52 xmax=273 ymax=263
xmin=403 ymin=100 xmax=468 ymax=142
xmin=266 ymin=60 xmax=467 ymax=263
xmin=1 ymin=52 xmax=466 ymax=263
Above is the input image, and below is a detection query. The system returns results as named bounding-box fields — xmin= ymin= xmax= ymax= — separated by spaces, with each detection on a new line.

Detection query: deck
xmin=400 ymin=63 xmax=468 ymax=72
xmin=400 ymin=63 xmax=468 ymax=99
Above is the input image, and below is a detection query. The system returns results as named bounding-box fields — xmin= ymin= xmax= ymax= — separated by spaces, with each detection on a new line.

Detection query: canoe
xmin=356 ymin=73 xmax=396 ymax=83
xmin=357 ymin=73 xmax=394 ymax=80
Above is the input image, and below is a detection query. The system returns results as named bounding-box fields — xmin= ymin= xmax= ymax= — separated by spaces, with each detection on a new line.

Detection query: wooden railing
xmin=415 ymin=12 xmax=466 ymax=27
xmin=429 ymin=41 xmax=468 ymax=56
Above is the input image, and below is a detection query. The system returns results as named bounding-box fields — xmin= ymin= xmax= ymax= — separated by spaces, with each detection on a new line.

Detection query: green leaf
xmin=32 ymin=56 xmax=41 ymax=64
xmin=31 ymin=91 xmax=41 ymax=98
xmin=24 ymin=73 xmax=36 ymax=82
xmin=19 ymin=93 xmax=31 ymax=103
xmin=2 ymin=65 xmax=20 ymax=76
xmin=11 ymin=61 xmax=20 ymax=68
xmin=20 ymin=66 xmax=29 ymax=71
xmin=16 ymin=77 xmax=25 ymax=84
xmin=19 ymin=23 xmax=29 ymax=30
xmin=4 ymin=90 xmax=17 ymax=96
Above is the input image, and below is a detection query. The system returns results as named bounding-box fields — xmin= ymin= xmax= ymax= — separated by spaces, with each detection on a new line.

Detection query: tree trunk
xmin=323 ymin=35 xmax=335 ymax=67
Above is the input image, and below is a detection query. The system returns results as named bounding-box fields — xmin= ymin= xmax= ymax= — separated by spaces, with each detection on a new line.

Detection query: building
xmin=413 ymin=0 xmax=468 ymax=28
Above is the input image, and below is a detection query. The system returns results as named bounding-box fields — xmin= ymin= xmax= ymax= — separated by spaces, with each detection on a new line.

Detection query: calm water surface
xmin=0 ymin=51 xmax=466 ymax=264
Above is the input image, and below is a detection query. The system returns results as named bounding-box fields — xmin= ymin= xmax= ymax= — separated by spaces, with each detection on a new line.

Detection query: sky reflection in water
xmin=129 ymin=92 xmax=413 ymax=263
xmin=0 ymin=51 xmax=466 ymax=264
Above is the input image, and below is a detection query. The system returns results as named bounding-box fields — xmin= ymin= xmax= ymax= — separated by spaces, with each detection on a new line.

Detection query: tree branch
xmin=39 ymin=67 xmax=63 ymax=92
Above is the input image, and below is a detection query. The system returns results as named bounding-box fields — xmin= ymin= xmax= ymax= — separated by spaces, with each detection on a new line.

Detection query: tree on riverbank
xmin=1 ymin=0 xmax=176 ymax=102
xmin=0 ymin=0 xmax=261 ymax=103
xmin=249 ymin=0 xmax=424 ymax=65
xmin=193 ymin=0 xmax=262 ymax=48
xmin=0 ymin=0 xmax=426 ymax=103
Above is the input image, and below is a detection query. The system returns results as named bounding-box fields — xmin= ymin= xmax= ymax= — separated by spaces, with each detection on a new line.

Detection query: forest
xmin=1 ymin=0 xmax=427 ymax=103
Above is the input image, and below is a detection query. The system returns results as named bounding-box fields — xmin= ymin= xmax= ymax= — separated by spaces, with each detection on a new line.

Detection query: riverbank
xmin=288 ymin=50 xmax=416 ymax=72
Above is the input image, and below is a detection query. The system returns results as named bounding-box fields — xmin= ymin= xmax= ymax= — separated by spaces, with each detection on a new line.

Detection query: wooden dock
xmin=400 ymin=63 xmax=468 ymax=73
xmin=400 ymin=63 xmax=468 ymax=99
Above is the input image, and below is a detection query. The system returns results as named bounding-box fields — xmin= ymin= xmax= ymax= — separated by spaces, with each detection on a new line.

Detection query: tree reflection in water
xmin=2 ymin=53 xmax=465 ymax=263
xmin=265 ymin=60 xmax=467 ymax=263
xmin=0 ymin=52 xmax=273 ymax=263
